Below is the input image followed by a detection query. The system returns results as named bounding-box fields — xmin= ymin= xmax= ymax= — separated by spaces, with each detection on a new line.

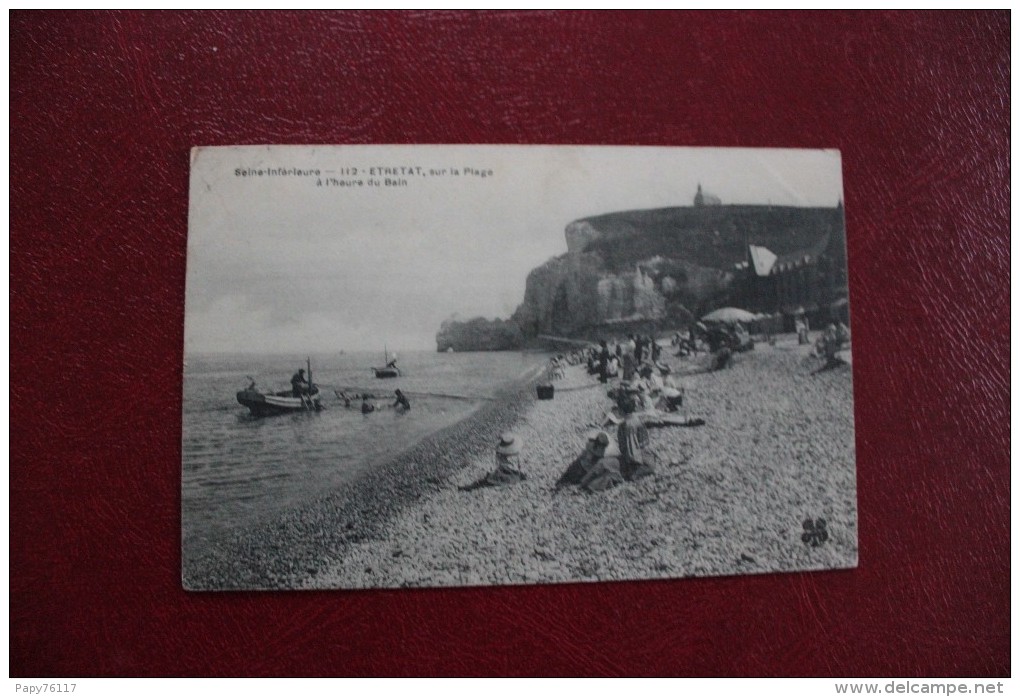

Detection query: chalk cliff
xmin=437 ymin=204 xmax=845 ymax=350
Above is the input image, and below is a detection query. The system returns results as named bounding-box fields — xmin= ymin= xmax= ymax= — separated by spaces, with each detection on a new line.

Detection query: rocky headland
xmin=435 ymin=316 xmax=524 ymax=353
xmin=436 ymin=204 xmax=846 ymax=350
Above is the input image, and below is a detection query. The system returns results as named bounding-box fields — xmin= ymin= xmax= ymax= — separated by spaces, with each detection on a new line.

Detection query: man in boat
xmin=386 ymin=353 xmax=398 ymax=369
xmin=291 ymin=369 xmax=310 ymax=397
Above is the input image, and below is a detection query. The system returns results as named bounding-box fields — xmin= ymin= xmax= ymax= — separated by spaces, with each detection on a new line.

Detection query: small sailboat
xmin=372 ymin=346 xmax=401 ymax=379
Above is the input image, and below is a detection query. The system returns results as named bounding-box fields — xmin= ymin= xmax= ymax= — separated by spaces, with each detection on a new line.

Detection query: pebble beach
xmin=297 ymin=336 xmax=858 ymax=590
xmin=185 ymin=336 xmax=856 ymax=591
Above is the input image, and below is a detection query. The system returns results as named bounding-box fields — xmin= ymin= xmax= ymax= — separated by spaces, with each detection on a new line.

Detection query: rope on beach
xmin=401 ymin=390 xmax=496 ymax=402
xmin=330 ymin=386 xmax=495 ymax=402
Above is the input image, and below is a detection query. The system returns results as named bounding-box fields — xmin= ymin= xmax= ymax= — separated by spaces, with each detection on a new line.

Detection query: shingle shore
xmin=183 ymin=374 xmax=543 ymax=590
xmin=303 ymin=339 xmax=857 ymax=590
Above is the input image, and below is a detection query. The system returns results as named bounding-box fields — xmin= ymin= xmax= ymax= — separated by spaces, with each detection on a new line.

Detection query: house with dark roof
xmin=735 ymin=219 xmax=849 ymax=329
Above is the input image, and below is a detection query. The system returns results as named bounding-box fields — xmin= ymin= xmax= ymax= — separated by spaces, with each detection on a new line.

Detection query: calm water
xmin=182 ymin=351 xmax=547 ymax=551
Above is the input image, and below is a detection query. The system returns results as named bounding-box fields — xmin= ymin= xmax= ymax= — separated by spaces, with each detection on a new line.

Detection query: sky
xmin=185 ymin=145 xmax=843 ymax=354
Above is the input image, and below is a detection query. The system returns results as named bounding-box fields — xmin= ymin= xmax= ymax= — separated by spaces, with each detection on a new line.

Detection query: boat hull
xmin=373 ymin=368 xmax=400 ymax=379
xmin=237 ymin=387 xmax=321 ymax=416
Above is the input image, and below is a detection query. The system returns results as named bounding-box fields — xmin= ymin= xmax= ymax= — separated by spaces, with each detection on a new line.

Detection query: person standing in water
xmin=392 ymin=389 xmax=411 ymax=412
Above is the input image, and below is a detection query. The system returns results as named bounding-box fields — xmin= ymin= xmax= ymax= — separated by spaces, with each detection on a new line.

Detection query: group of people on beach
xmin=472 ymin=310 xmax=852 ymax=496
xmin=605 ymin=363 xmax=688 ymax=417
xmin=586 ymin=334 xmax=666 ymax=385
xmin=464 ymin=331 xmax=712 ymax=495
xmin=544 ymin=334 xmax=673 ymax=387
xmin=554 ymin=389 xmax=660 ymax=493
xmin=462 ymin=408 xmax=656 ymax=495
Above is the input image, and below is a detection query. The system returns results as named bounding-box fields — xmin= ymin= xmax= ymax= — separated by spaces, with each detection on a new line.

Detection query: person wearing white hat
xmin=459 ymin=431 xmax=526 ymax=491
xmin=495 ymin=431 xmax=521 ymax=457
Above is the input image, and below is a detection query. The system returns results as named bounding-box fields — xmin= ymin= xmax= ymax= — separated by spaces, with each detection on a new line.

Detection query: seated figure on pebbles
xmin=555 ymin=429 xmax=624 ymax=494
xmin=459 ymin=432 xmax=526 ymax=491
xmin=617 ymin=395 xmax=657 ymax=481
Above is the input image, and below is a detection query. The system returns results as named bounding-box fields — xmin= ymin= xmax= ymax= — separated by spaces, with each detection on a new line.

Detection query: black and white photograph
xmin=183 ymin=145 xmax=856 ymax=591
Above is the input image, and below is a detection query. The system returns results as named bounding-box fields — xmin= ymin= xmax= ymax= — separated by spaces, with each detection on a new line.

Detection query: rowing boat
xmin=236 ymin=385 xmax=322 ymax=416
xmin=236 ymin=358 xmax=322 ymax=416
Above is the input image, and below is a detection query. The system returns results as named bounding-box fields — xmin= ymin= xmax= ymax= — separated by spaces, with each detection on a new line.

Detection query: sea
xmin=182 ymin=350 xmax=549 ymax=555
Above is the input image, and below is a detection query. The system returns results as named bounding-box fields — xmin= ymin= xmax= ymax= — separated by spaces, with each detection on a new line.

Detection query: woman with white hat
xmin=459 ymin=431 xmax=526 ymax=491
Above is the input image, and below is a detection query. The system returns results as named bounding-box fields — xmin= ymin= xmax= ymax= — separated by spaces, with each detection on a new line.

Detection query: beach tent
xmin=748 ymin=245 xmax=778 ymax=276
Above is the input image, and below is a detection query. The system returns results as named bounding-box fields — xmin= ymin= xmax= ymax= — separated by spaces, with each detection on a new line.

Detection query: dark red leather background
xmin=10 ymin=11 xmax=1009 ymax=676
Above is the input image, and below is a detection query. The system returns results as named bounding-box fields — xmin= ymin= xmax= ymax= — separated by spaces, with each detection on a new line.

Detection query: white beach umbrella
xmin=701 ymin=307 xmax=758 ymax=324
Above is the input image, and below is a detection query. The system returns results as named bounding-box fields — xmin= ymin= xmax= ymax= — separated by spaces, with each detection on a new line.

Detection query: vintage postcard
xmin=183 ymin=145 xmax=856 ymax=590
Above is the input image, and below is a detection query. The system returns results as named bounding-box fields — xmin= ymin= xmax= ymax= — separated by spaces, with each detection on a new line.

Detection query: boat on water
xmin=237 ymin=358 xmax=323 ymax=416
xmin=237 ymin=385 xmax=322 ymax=416
xmin=372 ymin=346 xmax=401 ymax=379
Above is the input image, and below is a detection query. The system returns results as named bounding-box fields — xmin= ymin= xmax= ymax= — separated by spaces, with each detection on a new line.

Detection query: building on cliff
xmin=733 ymin=219 xmax=849 ymax=328
xmin=438 ymin=199 xmax=849 ymax=350
xmin=512 ymin=201 xmax=848 ymax=339
xmin=693 ymin=183 xmax=721 ymax=207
